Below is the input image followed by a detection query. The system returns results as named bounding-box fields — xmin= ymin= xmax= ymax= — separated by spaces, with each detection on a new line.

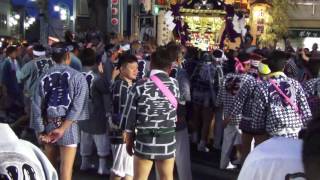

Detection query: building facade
xmin=0 ymin=0 xmax=11 ymax=37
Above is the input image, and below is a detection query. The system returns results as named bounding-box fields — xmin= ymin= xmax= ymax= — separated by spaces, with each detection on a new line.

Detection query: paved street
xmin=72 ymin=145 xmax=239 ymax=180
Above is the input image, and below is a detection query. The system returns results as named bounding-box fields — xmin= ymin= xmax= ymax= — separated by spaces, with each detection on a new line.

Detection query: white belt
xmin=242 ymin=116 xmax=253 ymax=120
xmin=270 ymin=127 xmax=301 ymax=136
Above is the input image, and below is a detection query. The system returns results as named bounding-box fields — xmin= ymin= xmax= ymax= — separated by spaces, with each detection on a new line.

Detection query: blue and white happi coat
xmin=18 ymin=56 xmax=54 ymax=97
xmin=229 ymin=76 xmax=262 ymax=133
xmin=31 ymin=64 xmax=89 ymax=145
xmin=216 ymin=73 xmax=254 ymax=126
xmin=78 ymin=67 xmax=109 ymax=134
xmin=251 ymin=73 xmax=312 ymax=138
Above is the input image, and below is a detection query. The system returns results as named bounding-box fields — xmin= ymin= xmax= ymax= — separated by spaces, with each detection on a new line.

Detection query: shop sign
xmin=289 ymin=29 xmax=320 ymax=38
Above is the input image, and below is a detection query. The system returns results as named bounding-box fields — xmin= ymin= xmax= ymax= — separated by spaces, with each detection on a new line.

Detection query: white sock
xmin=98 ymin=157 xmax=107 ymax=170
xmin=80 ymin=156 xmax=91 ymax=169
xmin=192 ymin=132 xmax=198 ymax=143
xmin=200 ymin=140 xmax=206 ymax=147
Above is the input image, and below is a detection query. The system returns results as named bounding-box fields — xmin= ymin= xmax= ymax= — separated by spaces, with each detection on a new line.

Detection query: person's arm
xmin=229 ymin=79 xmax=254 ymax=119
xmin=178 ymin=70 xmax=191 ymax=102
xmin=123 ymin=85 xmax=138 ymax=132
xmin=17 ymin=61 xmax=32 ymax=83
xmin=65 ymin=75 xmax=89 ymax=121
xmin=123 ymin=85 xmax=139 ymax=156
xmin=296 ymin=83 xmax=312 ymax=126
xmin=49 ymin=120 xmax=74 ymax=143
xmin=3 ymin=61 xmax=19 ymax=99
xmin=215 ymin=76 xmax=226 ymax=108
xmin=251 ymin=85 xmax=267 ymax=133
xmin=30 ymin=80 xmax=45 ymax=133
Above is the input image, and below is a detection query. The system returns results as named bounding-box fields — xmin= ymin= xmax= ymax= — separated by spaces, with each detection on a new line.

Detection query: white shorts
xmin=80 ymin=131 xmax=110 ymax=157
xmin=111 ymin=144 xmax=134 ymax=177
xmin=64 ymin=144 xmax=77 ymax=148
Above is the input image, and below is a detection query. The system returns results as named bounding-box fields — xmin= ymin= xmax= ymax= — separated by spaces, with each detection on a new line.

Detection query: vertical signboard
xmin=110 ymin=0 xmax=121 ymax=33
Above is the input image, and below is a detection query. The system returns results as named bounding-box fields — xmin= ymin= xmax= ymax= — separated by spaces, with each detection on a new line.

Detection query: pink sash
xmin=269 ymin=79 xmax=300 ymax=114
xmin=150 ymin=75 xmax=178 ymax=109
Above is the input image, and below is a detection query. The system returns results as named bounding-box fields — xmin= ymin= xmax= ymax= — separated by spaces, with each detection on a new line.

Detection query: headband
xmin=51 ymin=45 xmax=73 ymax=54
xmin=33 ymin=50 xmax=46 ymax=57
xmin=234 ymin=57 xmax=250 ymax=73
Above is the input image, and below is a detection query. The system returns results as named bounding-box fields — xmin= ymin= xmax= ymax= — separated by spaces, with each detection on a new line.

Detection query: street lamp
xmin=8 ymin=13 xmax=20 ymax=27
xmin=24 ymin=16 xmax=36 ymax=30
xmin=54 ymin=2 xmax=76 ymax=32
xmin=54 ymin=5 xmax=60 ymax=12
xmin=54 ymin=3 xmax=71 ymax=29
xmin=14 ymin=14 xmax=20 ymax=20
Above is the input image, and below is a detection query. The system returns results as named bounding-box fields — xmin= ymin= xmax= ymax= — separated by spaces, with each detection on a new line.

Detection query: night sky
xmin=11 ymin=0 xmax=73 ymax=18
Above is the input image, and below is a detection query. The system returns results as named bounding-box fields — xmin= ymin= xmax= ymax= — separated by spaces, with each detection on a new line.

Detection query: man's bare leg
xmin=44 ymin=144 xmax=59 ymax=167
xmin=254 ymin=134 xmax=269 ymax=147
xmin=241 ymin=133 xmax=254 ymax=164
xmin=155 ymin=158 xmax=175 ymax=180
xmin=133 ymin=155 xmax=153 ymax=180
xmin=59 ymin=145 xmax=77 ymax=180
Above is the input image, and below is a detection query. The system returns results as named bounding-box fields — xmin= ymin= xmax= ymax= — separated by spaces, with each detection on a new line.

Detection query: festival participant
xmin=78 ymin=48 xmax=110 ymax=175
xmin=190 ymin=52 xmax=220 ymax=152
xmin=216 ymin=52 xmax=254 ymax=169
xmin=302 ymin=60 xmax=320 ymax=120
xmin=69 ymin=42 xmax=82 ymax=71
xmin=18 ymin=44 xmax=54 ymax=113
xmin=303 ymin=117 xmax=320 ymax=180
xmin=123 ymin=47 xmax=179 ymax=180
xmin=211 ymin=49 xmax=226 ymax=150
xmin=109 ymin=54 xmax=138 ymax=180
xmin=284 ymin=48 xmax=311 ymax=82
xmin=238 ymin=137 xmax=305 ymax=180
xmin=226 ymin=53 xmax=269 ymax=164
xmin=101 ymin=44 xmax=121 ymax=82
xmin=131 ymin=40 xmax=150 ymax=80
xmin=0 ymin=46 xmax=24 ymax=122
xmin=251 ymin=50 xmax=312 ymax=141
xmin=31 ymin=42 xmax=89 ymax=180
xmin=166 ymin=42 xmax=192 ymax=180
xmin=0 ymin=123 xmax=58 ymax=180
xmin=16 ymin=44 xmax=54 ymax=141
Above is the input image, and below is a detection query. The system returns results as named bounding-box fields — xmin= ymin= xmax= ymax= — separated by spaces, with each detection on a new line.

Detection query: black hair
xmin=64 ymin=30 xmax=73 ymax=43
xmin=303 ymin=118 xmax=320 ymax=180
xmin=151 ymin=47 xmax=174 ymax=71
xmin=265 ymin=50 xmax=290 ymax=72
xmin=105 ymin=44 xmax=119 ymax=57
xmin=81 ymin=48 xmax=96 ymax=66
xmin=33 ymin=44 xmax=46 ymax=52
xmin=117 ymin=54 xmax=138 ymax=69
xmin=212 ymin=49 xmax=223 ymax=58
xmin=253 ymin=49 xmax=266 ymax=57
xmin=51 ymin=42 xmax=69 ymax=64
xmin=306 ymin=60 xmax=320 ymax=78
xmin=237 ymin=51 xmax=250 ymax=62
xmin=6 ymin=46 xmax=17 ymax=57
xmin=69 ymin=42 xmax=79 ymax=52
xmin=103 ymin=32 xmax=118 ymax=45
xmin=201 ymin=52 xmax=213 ymax=63
xmin=166 ymin=42 xmax=182 ymax=62
xmin=185 ymin=47 xmax=200 ymax=61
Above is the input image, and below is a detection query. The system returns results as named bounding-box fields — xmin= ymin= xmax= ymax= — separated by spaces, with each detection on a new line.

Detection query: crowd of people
xmin=0 ymin=30 xmax=320 ymax=180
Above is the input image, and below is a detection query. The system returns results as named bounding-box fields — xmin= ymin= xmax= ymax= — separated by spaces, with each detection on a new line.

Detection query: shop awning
xmin=288 ymin=28 xmax=320 ymax=38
